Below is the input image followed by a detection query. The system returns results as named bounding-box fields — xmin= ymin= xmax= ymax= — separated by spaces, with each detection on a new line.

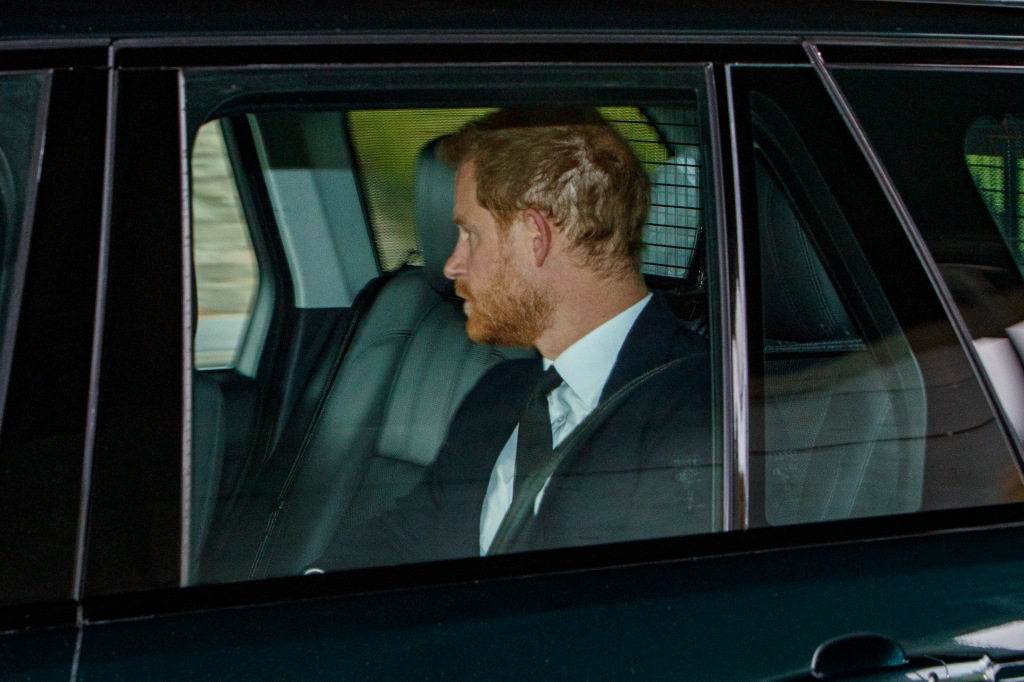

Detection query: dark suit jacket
xmin=318 ymin=294 xmax=713 ymax=569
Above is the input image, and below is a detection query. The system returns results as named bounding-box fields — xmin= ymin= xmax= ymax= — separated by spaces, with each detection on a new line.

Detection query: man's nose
xmin=443 ymin=239 xmax=466 ymax=281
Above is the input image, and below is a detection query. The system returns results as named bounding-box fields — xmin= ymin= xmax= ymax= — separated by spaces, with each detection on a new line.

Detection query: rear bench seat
xmin=198 ymin=142 xmax=532 ymax=582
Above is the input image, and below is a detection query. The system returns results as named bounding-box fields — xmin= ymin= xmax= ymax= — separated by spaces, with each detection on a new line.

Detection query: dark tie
xmin=512 ymin=366 xmax=564 ymax=509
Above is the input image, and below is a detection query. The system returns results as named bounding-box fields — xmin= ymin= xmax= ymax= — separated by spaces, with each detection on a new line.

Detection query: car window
xmin=178 ymin=61 xmax=1024 ymax=593
xmin=830 ymin=68 xmax=1024 ymax=500
xmin=732 ymin=68 xmax=1023 ymax=527
xmin=962 ymin=117 xmax=1024 ymax=444
xmin=191 ymin=120 xmax=260 ymax=370
xmin=183 ymin=65 xmax=721 ymax=585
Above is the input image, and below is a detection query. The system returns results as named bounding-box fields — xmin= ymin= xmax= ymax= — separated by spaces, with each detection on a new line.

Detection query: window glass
xmin=635 ymin=106 xmax=703 ymax=281
xmin=733 ymin=67 xmax=1022 ymax=528
xmin=831 ymin=68 xmax=1024 ymax=505
xmin=752 ymin=98 xmax=927 ymax=524
xmin=190 ymin=120 xmax=259 ymax=369
xmin=183 ymin=67 xmax=720 ymax=586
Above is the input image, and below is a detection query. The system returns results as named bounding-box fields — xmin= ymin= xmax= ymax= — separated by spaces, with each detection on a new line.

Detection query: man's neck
xmin=534 ymin=272 xmax=648 ymax=360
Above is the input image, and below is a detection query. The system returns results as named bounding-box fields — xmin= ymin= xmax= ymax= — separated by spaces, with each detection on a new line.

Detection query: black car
xmin=4 ymin=1 xmax=1024 ymax=679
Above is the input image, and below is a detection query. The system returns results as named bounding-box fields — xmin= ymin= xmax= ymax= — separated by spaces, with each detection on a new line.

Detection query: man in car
xmin=314 ymin=108 xmax=713 ymax=569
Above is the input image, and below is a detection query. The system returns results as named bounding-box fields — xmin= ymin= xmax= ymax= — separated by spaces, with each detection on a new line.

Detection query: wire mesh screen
xmin=965 ymin=117 xmax=1024 ymax=272
xmin=605 ymin=106 xmax=702 ymax=280
xmin=349 ymin=105 xmax=703 ymax=277
xmin=643 ymin=105 xmax=702 ymax=280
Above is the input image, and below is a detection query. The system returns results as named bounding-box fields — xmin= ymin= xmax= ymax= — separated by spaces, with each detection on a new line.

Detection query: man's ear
xmin=523 ymin=208 xmax=553 ymax=267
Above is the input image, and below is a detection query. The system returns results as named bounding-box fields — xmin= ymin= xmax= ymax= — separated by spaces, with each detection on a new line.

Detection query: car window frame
xmin=77 ymin=37 xmax=1024 ymax=621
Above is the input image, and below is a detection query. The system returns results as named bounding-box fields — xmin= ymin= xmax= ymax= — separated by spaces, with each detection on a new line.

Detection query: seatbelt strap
xmin=487 ymin=355 xmax=689 ymax=555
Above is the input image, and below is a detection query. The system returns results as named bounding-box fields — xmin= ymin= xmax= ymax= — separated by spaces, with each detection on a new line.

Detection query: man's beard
xmin=455 ymin=261 xmax=552 ymax=348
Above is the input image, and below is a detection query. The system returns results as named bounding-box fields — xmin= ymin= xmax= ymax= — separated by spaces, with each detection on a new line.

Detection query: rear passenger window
xmin=184 ymin=65 xmax=722 ymax=584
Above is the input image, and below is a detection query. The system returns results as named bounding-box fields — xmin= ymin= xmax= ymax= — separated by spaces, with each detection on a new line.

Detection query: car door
xmin=56 ymin=32 xmax=1024 ymax=682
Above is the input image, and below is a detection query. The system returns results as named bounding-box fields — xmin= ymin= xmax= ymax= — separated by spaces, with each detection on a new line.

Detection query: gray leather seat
xmin=757 ymin=160 xmax=927 ymax=524
xmin=199 ymin=142 xmax=532 ymax=582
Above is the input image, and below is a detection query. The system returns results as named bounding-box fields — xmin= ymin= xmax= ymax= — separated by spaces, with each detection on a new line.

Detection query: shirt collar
xmin=543 ymin=293 xmax=652 ymax=410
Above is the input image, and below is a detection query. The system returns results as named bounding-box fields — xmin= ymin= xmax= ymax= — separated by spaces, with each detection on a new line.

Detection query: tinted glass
xmin=184 ymin=65 xmax=721 ymax=584
xmin=752 ymin=94 xmax=927 ymax=524
xmin=832 ymin=67 xmax=1024 ymax=503
xmin=965 ymin=116 xmax=1024 ymax=276
xmin=731 ymin=66 xmax=1021 ymax=526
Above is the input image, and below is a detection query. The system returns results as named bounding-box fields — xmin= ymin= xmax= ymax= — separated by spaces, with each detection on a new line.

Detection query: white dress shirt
xmin=479 ymin=293 xmax=653 ymax=555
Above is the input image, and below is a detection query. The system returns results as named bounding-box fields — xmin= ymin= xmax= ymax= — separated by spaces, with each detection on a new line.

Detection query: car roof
xmin=2 ymin=0 xmax=1024 ymax=43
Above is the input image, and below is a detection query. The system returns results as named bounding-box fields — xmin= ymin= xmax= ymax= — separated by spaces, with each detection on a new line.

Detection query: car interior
xmin=197 ymin=140 xmax=536 ymax=582
xmin=188 ymin=99 xmax=999 ymax=584
xmin=189 ymin=106 xmax=710 ymax=583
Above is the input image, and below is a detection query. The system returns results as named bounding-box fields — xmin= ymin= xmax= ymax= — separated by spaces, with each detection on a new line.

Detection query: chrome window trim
xmin=811 ymin=35 xmax=1024 ymax=48
xmin=111 ymin=33 xmax=806 ymax=51
xmin=179 ymin=68 xmax=193 ymax=588
xmin=109 ymin=32 xmax=1024 ymax=54
xmin=861 ymin=0 xmax=1024 ymax=8
xmin=722 ymin=63 xmax=750 ymax=530
xmin=0 ymin=37 xmax=110 ymax=51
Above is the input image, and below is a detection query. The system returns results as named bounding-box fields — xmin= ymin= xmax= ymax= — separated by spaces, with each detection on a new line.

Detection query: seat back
xmin=199 ymin=141 xmax=531 ymax=582
xmin=757 ymin=160 xmax=927 ymax=525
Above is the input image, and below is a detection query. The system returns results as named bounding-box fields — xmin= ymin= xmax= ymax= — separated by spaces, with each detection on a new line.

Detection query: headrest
xmin=415 ymin=140 xmax=458 ymax=296
xmin=756 ymin=160 xmax=858 ymax=346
